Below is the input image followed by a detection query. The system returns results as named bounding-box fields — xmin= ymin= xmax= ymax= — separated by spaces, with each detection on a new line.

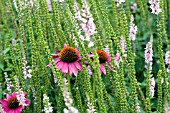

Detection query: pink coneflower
xmin=51 ymin=44 xmax=83 ymax=76
xmin=0 ymin=92 xmax=30 ymax=113
xmin=88 ymin=50 xmax=112 ymax=74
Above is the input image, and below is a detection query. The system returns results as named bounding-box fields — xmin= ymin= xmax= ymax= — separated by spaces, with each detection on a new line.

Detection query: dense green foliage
xmin=0 ymin=0 xmax=170 ymax=113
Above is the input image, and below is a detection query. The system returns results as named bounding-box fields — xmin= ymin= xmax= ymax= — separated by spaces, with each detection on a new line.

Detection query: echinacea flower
xmin=88 ymin=50 xmax=113 ymax=74
xmin=51 ymin=44 xmax=83 ymax=76
xmin=0 ymin=92 xmax=30 ymax=113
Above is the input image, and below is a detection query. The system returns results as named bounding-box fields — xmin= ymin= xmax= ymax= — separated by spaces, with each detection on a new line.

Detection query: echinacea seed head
xmin=8 ymin=97 xmax=19 ymax=109
xmin=96 ymin=50 xmax=108 ymax=63
xmin=60 ymin=46 xmax=79 ymax=63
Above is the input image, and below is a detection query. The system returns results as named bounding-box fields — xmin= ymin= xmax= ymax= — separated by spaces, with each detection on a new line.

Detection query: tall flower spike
xmin=22 ymin=54 xmax=32 ymax=79
xmin=87 ymin=96 xmax=96 ymax=113
xmin=131 ymin=2 xmax=137 ymax=11
xmin=13 ymin=0 xmax=34 ymax=12
xmin=50 ymin=44 xmax=83 ymax=76
xmin=165 ymin=51 xmax=170 ymax=73
xmin=53 ymin=0 xmax=64 ymax=2
xmin=115 ymin=0 xmax=125 ymax=7
xmin=46 ymin=0 xmax=52 ymax=12
xmin=136 ymin=103 xmax=141 ymax=113
xmin=150 ymin=76 xmax=155 ymax=97
xmin=120 ymin=36 xmax=127 ymax=57
xmin=145 ymin=37 xmax=153 ymax=71
xmin=149 ymin=0 xmax=161 ymax=15
xmin=4 ymin=72 xmax=14 ymax=93
xmin=63 ymin=79 xmax=79 ymax=113
xmin=114 ymin=51 xmax=121 ymax=67
xmin=74 ymin=0 xmax=97 ymax=47
xmin=0 ymin=92 xmax=30 ymax=113
xmin=42 ymin=94 xmax=53 ymax=113
xmin=129 ymin=15 xmax=137 ymax=41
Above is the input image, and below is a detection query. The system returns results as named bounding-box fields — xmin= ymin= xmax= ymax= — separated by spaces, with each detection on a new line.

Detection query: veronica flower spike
xmin=0 ymin=92 xmax=30 ymax=113
xmin=51 ymin=44 xmax=83 ymax=76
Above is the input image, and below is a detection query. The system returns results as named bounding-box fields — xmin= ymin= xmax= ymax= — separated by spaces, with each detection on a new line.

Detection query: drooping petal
xmin=70 ymin=63 xmax=78 ymax=76
xmin=57 ymin=61 xmax=64 ymax=70
xmin=106 ymin=53 xmax=111 ymax=62
xmin=7 ymin=109 xmax=22 ymax=113
xmin=47 ymin=64 xmax=52 ymax=67
xmin=76 ymin=49 xmax=81 ymax=61
xmin=74 ymin=62 xmax=83 ymax=70
xmin=106 ymin=63 xmax=114 ymax=71
xmin=88 ymin=54 xmax=94 ymax=58
xmin=2 ymin=106 xmax=10 ymax=112
xmin=15 ymin=106 xmax=24 ymax=113
xmin=68 ymin=64 xmax=73 ymax=76
xmin=54 ymin=58 xmax=61 ymax=64
xmin=100 ymin=64 xmax=106 ymax=74
xmin=0 ymin=100 xmax=8 ymax=106
xmin=62 ymin=62 xmax=69 ymax=74
xmin=51 ymin=54 xmax=58 ymax=58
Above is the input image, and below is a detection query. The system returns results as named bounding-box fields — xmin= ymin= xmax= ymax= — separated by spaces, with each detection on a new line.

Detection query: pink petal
xmin=3 ymin=106 xmax=10 ymax=112
xmin=61 ymin=62 xmax=68 ymax=73
xmin=56 ymin=50 xmax=60 ymax=53
xmin=84 ymin=60 xmax=88 ymax=65
xmin=74 ymin=62 xmax=83 ymax=70
xmin=47 ymin=64 xmax=52 ymax=67
xmin=57 ymin=61 xmax=64 ymax=70
xmin=7 ymin=108 xmax=22 ymax=113
xmin=64 ymin=44 xmax=67 ymax=47
xmin=24 ymin=92 xmax=27 ymax=96
xmin=106 ymin=53 xmax=111 ymax=62
xmin=12 ymin=92 xmax=17 ymax=97
xmin=106 ymin=63 xmax=114 ymax=71
xmin=114 ymin=55 xmax=119 ymax=60
xmin=88 ymin=54 xmax=94 ymax=58
xmin=70 ymin=63 xmax=78 ymax=76
xmin=100 ymin=64 xmax=106 ymax=74
xmin=68 ymin=64 xmax=73 ymax=76
xmin=15 ymin=106 xmax=24 ymax=113
xmin=25 ymin=99 xmax=30 ymax=105
xmin=6 ymin=94 xmax=12 ymax=101
xmin=51 ymin=54 xmax=58 ymax=58
xmin=54 ymin=58 xmax=61 ymax=64
xmin=0 ymin=100 xmax=8 ymax=106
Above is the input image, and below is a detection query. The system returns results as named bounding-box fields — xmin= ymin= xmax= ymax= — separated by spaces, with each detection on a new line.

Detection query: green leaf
xmin=0 ymin=64 xmax=4 ymax=70
xmin=2 ymin=48 xmax=10 ymax=54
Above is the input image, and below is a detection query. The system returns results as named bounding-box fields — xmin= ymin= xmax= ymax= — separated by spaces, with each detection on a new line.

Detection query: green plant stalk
xmin=93 ymin=51 xmax=107 ymax=113
xmin=74 ymin=86 xmax=84 ymax=113
xmin=24 ymin=5 xmax=42 ymax=112
xmin=51 ymin=1 xmax=68 ymax=45
xmin=119 ymin=6 xmax=138 ymax=113
xmin=157 ymin=70 xmax=163 ymax=113
xmin=40 ymin=0 xmax=60 ymax=49
xmin=82 ymin=65 xmax=96 ymax=108
xmin=102 ymin=84 xmax=115 ymax=112
xmin=145 ymin=64 xmax=152 ymax=112
xmin=157 ymin=0 xmax=170 ymax=106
